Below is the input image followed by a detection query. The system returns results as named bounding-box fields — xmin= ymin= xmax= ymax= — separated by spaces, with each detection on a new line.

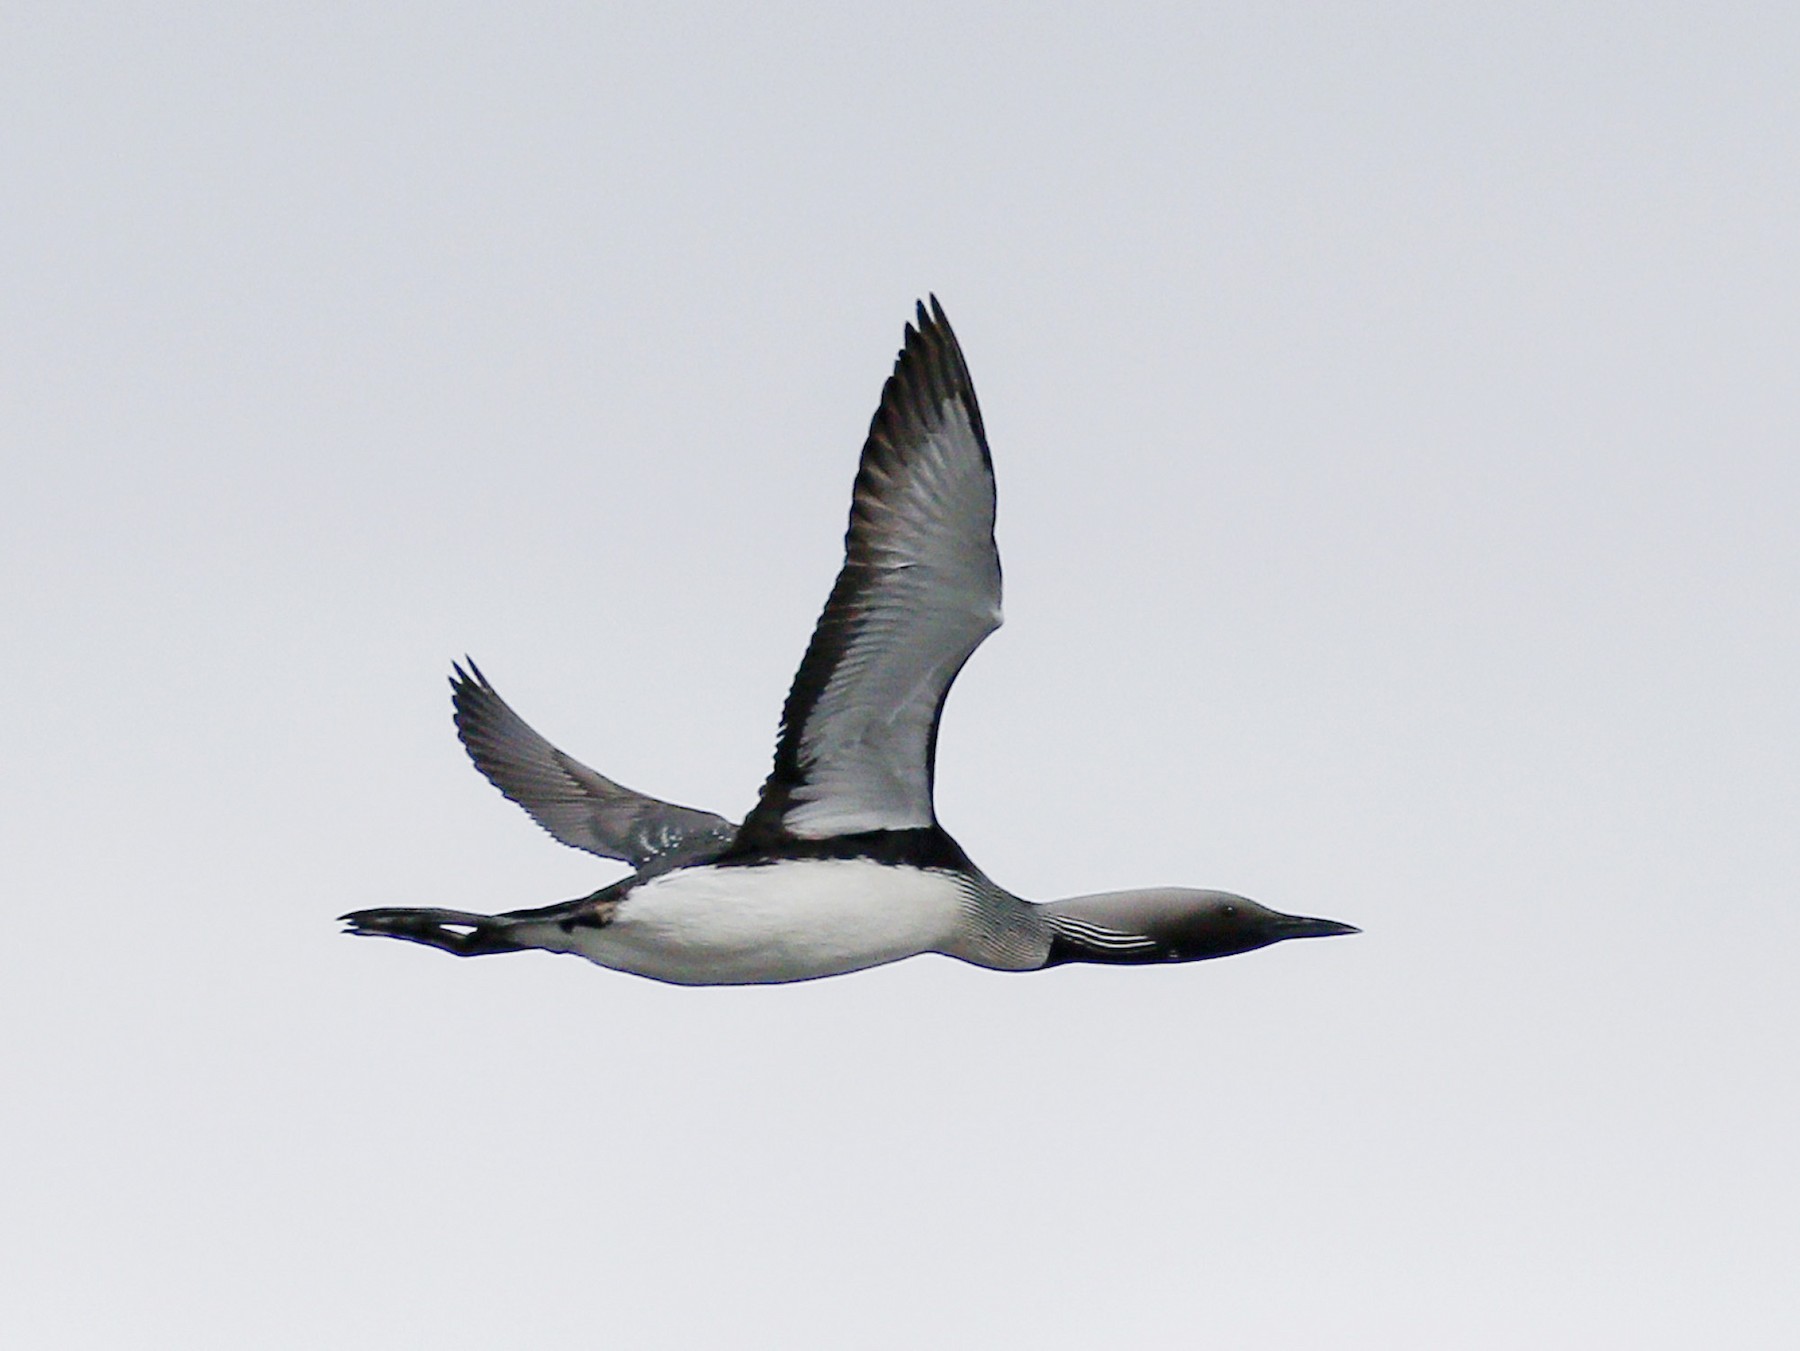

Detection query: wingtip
xmin=449 ymin=655 xmax=492 ymax=692
xmin=911 ymin=294 xmax=953 ymax=341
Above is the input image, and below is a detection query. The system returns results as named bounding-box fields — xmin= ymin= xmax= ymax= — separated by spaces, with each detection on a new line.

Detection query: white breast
xmin=555 ymin=859 xmax=972 ymax=986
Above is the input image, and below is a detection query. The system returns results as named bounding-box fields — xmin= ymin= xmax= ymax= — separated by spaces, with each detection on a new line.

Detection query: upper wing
xmin=741 ymin=298 xmax=1002 ymax=843
xmin=450 ymin=660 xmax=738 ymax=873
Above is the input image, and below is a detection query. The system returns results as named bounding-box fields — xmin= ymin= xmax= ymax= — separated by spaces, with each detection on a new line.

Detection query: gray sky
xmin=5 ymin=4 xmax=1797 ymax=1346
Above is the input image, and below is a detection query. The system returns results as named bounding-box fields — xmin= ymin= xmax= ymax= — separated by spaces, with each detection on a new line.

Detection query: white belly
xmin=553 ymin=859 xmax=971 ymax=986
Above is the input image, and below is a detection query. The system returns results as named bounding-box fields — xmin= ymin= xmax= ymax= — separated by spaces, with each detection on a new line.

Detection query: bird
xmin=341 ymin=299 xmax=1358 ymax=984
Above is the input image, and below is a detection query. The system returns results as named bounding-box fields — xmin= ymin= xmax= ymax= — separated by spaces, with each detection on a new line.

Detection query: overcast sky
xmin=5 ymin=4 xmax=1797 ymax=1347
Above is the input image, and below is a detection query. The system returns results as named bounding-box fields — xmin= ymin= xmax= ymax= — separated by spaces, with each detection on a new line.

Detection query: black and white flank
xmin=342 ymin=300 xmax=1358 ymax=984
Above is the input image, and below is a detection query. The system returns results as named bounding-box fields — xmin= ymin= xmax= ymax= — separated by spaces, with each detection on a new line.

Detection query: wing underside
xmin=451 ymin=660 xmax=738 ymax=873
xmin=741 ymin=298 xmax=1002 ymax=844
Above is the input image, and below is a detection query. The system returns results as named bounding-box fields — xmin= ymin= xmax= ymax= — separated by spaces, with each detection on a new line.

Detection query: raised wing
xmin=450 ymin=660 xmax=738 ymax=873
xmin=741 ymin=298 xmax=1002 ymax=843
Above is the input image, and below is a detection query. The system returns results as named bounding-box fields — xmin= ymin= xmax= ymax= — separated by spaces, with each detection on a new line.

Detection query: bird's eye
xmin=1221 ymin=905 xmax=1238 ymax=918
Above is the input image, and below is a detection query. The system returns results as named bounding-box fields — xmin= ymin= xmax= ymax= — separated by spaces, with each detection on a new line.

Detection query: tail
xmin=339 ymin=906 xmax=527 ymax=957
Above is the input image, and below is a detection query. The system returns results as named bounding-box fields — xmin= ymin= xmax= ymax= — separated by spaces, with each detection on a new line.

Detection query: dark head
xmin=1041 ymin=888 xmax=1359 ymax=966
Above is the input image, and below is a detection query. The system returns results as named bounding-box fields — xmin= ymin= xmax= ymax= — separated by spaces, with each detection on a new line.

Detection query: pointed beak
xmin=1273 ymin=913 xmax=1361 ymax=940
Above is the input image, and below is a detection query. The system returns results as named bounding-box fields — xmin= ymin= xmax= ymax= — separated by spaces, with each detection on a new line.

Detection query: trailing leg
xmin=339 ymin=907 xmax=526 ymax=957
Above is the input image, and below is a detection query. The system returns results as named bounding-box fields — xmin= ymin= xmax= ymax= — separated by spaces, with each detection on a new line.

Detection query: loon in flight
xmin=342 ymin=300 xmax=1358 ymax=983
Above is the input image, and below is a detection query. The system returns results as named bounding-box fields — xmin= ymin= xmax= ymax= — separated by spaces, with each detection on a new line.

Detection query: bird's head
xmin=1042 ymin=887 xmax=1359 ymax=965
